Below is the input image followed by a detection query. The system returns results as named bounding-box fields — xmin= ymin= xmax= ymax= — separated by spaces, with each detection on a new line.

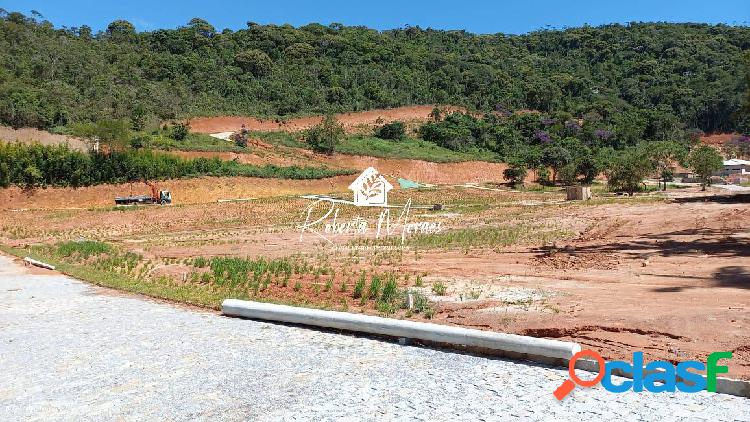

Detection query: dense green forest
xmin=1 ymin=9 xmax=748 ymax=135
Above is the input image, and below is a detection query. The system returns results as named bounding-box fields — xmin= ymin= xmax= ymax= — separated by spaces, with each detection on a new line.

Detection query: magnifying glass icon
xmin=553 ymin=349 xmax=606 ymax=400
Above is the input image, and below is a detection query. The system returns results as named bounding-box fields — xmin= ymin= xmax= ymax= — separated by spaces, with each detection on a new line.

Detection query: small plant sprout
xmin=432 ymin=282 xmax=447 ymax=296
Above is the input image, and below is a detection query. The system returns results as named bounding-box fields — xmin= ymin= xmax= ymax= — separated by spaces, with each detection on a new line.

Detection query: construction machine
xmin=115 ymin=181 xmax=172 ymax=205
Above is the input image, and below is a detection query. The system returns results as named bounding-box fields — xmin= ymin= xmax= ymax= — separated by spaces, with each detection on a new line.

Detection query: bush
xmin=306 ymin=115 xmax=344 ymax=155
xmin=130 ymin=134 xmax=150 ymax=149
xmin=559 ymin=163 xmax=579 ymax=185
xmin=170 ymin=123 xmax=190 ymax=141
xmin=503 ymin=164 xmax=527 ymax=187
xmin=431 ymin=281 xmax=447 ymax=296
xmin=375 ymin=121 xmax=406 ymax=140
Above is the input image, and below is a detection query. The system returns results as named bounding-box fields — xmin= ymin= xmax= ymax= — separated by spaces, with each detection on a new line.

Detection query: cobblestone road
xmin=1 ymin=256 xmax=749 ymax=421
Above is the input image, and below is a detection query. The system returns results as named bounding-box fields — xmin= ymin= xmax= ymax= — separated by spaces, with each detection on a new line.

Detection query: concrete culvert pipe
xmin=222 ymin=299 xmax=581 ymax=361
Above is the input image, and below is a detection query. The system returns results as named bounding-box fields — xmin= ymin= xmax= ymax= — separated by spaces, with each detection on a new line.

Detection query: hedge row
xmin=0 ymin=142 xmax=354 ymax=188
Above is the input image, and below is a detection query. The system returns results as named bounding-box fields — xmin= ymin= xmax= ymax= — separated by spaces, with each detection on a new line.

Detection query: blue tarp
xmin=397 ymin=178 xmax=423 ymax=189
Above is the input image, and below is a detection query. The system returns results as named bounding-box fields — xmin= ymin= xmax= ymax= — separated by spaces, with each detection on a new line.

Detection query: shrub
xmin=170 ymin=123 xmax=189 ymax=141
xmin=536 ymin=166 xmax=551 ymax=184
xmin=352 ymin=274 xmax=366 ymax=298
xmin=503 ymin=164 xmax=527 ymax=187
xmin=130 ymin=134 xmax=150 ymax=149
xmin=306 ymin=115 xmax=344 ymax=155
xmin=431 ymin=281 xmax=447 ymax=296
xmin=368 ymin=275 xmax=382 ymax=300
xmin=375 ymin=121 xmax=406 ymax=140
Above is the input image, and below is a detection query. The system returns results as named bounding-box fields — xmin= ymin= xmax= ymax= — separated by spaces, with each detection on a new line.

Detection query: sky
xmin=1 ymin=0 xmax=748 ymax=34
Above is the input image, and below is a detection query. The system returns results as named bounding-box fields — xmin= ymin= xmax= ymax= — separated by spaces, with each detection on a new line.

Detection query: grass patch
xmin=56 ymin=240 xmax=112 ymax=258
xmin=336 ymin=136 xmax=499 ymax=163
xmin=149 ymin=132 xmax=247 ymax=152
xmin=352 ymin=224 xmax=574 ymax=252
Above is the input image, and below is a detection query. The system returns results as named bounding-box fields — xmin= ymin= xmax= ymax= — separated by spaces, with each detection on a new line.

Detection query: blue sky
xmin=2 ymin=0 xmax=748 ymax=34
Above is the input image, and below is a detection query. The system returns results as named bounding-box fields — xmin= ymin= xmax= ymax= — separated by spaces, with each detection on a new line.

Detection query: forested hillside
xmin=0 ymin=9 xmax=748 ymax=134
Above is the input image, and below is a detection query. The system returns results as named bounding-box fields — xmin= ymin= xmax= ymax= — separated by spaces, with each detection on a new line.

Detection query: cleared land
xmin=1 ymin=154 xmax=749 ymax=380
xmin=4 ymin=256 xmax=749 ymax=420
xmin=187 ymin=105 xmax=466 ymax=134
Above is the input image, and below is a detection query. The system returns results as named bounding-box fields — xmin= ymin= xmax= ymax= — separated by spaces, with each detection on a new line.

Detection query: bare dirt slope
xmin=0 ymin=126 xmax=87 ymax=151
xmin=415 ymin=197 xmax=750 ymax=378
xmin=187 ymin=105 xmax=465 ymax=134
xmin=0 ymin=154 xmax=507 ymax=210
xmin=0 ymin=176 xmax=353 ymax=210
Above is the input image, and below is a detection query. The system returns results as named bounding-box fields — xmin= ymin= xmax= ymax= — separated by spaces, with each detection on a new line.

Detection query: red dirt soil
xmin=0 ymin=126 xmax=87 ymax=151
xmin=172 ymin=150 xmax=508 ymax=186
xmin=187 ymin=105 xmax=466 ymax=134
xmin=0 ymin=176 xmax=353 ymax=210
xmin=0 ymin=153 xmax=508 ymax=210
xmin=701 ymin=133 xmax=738 ymax=146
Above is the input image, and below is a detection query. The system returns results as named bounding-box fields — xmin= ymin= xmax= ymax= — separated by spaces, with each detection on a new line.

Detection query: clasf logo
xmin=553 ymin=349 xmax=733 ymax=400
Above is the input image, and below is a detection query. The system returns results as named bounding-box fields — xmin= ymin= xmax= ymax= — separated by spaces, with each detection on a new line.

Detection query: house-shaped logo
xmin=348 ymin=167 xmax=393 ymax=207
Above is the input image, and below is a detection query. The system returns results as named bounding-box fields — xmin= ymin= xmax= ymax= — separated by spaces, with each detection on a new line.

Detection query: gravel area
xmin=1 ymin=255 xmax=749 ymax=421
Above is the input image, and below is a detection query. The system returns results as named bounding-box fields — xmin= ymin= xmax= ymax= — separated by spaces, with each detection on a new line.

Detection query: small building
xmin=718 ymin=159 xmax=750 ymax=177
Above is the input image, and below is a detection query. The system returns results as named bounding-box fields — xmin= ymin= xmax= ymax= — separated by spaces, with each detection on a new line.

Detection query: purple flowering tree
xmin=534 ymin=130 xmax=552 ymax=144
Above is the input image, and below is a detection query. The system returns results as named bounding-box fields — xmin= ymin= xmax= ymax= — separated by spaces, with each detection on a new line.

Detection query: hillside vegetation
xmin=0 ymin=143 xmax=353 ymax=188
xmin=1 ymin=10 xmax=748 ymax=135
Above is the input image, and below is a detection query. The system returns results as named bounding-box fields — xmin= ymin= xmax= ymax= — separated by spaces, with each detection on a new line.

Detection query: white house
xmin=348 ymin=167 xmax=393 ymax=206
xmin=719 ymin=159 xmax=750 ymax=177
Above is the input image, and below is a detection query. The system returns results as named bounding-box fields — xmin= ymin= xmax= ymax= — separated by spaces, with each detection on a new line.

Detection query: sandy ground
xmin=0 ymin=126 xmax=87 ymax=150
xmin=187 ymin=105 xmax=466 ymax=134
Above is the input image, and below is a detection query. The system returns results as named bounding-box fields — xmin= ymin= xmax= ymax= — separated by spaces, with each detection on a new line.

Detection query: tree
xmin=735 ymin=51 xmax=750 ymax=134
xmin=503 ymin=163 xmax=527 ymax=187
xmin=186 ymin=18 xmax=215 ymax=38
xmin=375 ymin=121 xmax=406 ymax=140
xmin=93 ymin=119 xmax=130 ymax=149
xmin=606 ymin=148 xmax=655 ymax=196
xmin=106 ymin=20 xmax=136 ymax=39
xmin=648 ymin=141 xmax=688 ymax=190
xmin=429 ymin=107 xmax=443 ymax=122
xmin=306 ymin=115 xmax=344 ymax=155
xmin=687 ymin=145 xmax=723 ymax=191
xmin=541 ymin=146 xmax=572 ymax=184
xmin=234 ymin=50 xmax=273 ymax=77
xmin=170 ymin=123 xmax=190 ymax=141
xmin=130 ymin=104 xmax=147 ymax=131
xmin=22 ymin=164 xmax=43 ymax=189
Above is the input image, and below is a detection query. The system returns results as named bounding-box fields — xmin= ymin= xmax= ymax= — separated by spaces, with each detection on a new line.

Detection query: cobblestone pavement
xmin=1 ymin=256 xmax=749 ymax=421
